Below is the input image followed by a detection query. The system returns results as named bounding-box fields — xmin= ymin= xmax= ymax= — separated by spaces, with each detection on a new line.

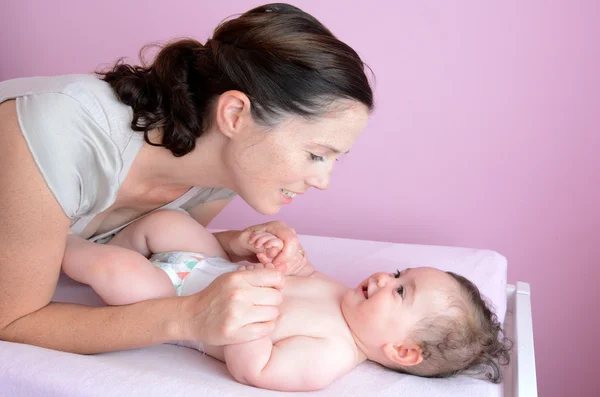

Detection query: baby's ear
xmin=383 ymin=343 xmax=423 ymax=367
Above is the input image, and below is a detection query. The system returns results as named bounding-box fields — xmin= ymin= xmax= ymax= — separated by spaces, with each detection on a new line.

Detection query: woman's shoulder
xmin=0 ymin=74 xmax=141 ymax=221
xmin=4 ymin=74 xmax=129 ymax=121
xmin=1 ymin=73 xmax=137 ymax=148
xmin=0 ymin=74 xmax=107 ymax=101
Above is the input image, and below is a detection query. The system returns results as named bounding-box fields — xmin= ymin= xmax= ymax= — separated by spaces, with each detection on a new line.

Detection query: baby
xmin=62 ymin=210 xmax=511 ymax=392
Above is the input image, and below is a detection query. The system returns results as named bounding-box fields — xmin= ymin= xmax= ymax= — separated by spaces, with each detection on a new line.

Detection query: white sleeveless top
xmin=0 ymin=74 xmax=236 ymax=242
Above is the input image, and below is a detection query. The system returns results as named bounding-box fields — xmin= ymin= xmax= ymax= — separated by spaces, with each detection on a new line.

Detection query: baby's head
xmin=341 ymin=267 xmax=511 ymax=383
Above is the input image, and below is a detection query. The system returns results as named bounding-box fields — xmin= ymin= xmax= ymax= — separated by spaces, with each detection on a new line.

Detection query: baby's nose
xmin=373 ymin=272 xmax=392 ymax=287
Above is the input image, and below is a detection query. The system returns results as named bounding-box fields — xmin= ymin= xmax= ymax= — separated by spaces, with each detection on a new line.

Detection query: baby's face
xmin=341 ymin=267 xmax=459 ymax=365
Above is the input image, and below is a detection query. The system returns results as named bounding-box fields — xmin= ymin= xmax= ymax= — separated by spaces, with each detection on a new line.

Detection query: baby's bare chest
xmin=271 ymin=275 xmax=353 ymax=342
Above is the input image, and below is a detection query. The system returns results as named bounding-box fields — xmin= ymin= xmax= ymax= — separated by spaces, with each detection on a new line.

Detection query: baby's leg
xmin=62 ymin=234 xmax=175 ymax=305
xmin=107 ymin=209 xmax=229 ymax=260
xmin=63 ymin=210 xmax=228 ymax=305
xmin=107 ymin=209 xmax=231 ymax=297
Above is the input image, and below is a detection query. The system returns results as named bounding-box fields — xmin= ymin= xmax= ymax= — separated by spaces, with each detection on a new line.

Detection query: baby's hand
xmin=248 ymin=231 xmax=284 ymax=266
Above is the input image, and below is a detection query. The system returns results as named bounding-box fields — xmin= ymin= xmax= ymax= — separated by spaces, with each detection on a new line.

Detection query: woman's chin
xmin=249 ymin=200 xmax=282 ymax=216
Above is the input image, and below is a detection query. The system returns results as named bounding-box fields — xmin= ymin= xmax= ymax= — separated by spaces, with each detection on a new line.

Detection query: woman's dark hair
xmin=98 ymin=3 xmax=374 ymax=157
xmin=398 ymin=272 xmax=512 ymax=383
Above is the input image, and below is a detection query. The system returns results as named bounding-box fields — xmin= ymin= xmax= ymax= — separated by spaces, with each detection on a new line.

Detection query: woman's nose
xmin=306 ymin=168 xmax=331 ymax=191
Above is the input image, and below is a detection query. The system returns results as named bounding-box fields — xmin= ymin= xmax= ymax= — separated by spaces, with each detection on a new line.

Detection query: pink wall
xmin=2 ymin=1 xmax=599 ymax=395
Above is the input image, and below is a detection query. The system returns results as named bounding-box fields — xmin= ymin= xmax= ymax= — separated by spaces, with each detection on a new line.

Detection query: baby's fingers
xmin=264 ymin=238 xmax=284 ymax=250
xmin=255 ymin=235 xmax=280 ymax=250
xmin=249 ymin=231 xmax=270 ymax=246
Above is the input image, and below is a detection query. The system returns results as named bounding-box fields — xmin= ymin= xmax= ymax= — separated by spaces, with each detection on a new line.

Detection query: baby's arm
xmin=224 ymin=335 xmax=354 ymax=391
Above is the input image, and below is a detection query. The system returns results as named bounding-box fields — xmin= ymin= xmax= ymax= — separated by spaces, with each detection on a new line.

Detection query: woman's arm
xmin=0 ymin=101 xmax=283 ymax=353
xmin=0 ymin=101 xmax=184 ymax=353
xmin=2 ymin=301 xmax=187 ymax=354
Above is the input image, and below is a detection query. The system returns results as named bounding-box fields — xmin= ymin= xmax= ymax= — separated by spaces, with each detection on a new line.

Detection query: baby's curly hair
xmin=398 ymin=272 xmax=512 ymax=383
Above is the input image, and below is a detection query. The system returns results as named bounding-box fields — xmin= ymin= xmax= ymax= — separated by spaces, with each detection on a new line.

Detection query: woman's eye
xmin=310 ymin=153 xmax=325 ymax=162
xmin=396 ymin=286 xmax=405 ymax=297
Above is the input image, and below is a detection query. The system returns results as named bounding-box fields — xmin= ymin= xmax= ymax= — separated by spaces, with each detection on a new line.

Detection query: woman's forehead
xmin=285 ymin=103 xmax=369 ymax=143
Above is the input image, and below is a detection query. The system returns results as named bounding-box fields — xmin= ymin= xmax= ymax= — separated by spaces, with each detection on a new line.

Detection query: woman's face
xmin=224 ymin=100 xmax=369 ymax=215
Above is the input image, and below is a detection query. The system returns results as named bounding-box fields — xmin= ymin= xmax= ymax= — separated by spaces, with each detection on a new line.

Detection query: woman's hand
xmin=181 ymin=268 xmax=285 ymax=346
xmin=214 ymin=221 xmax=312 ymax=276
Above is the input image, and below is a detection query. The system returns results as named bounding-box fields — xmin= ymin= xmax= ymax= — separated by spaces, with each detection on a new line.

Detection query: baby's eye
xmin=396 ymin=286 xmax=405 ymax=297
xmin=310 ymin=153 xmax=325 ymax=162
xmin=393 ymin=269 xmax=401 ymax=278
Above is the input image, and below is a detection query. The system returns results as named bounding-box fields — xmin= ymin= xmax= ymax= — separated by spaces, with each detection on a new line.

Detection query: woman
xmin=0 ymin=3 xmax=373 ymax=354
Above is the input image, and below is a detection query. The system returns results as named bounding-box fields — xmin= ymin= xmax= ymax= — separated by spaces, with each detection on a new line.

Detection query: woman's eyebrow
xmin=317 ymin=144 xmax=349 ymax=155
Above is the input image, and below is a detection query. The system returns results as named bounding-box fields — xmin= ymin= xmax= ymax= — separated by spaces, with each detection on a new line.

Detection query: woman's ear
xmin=383 ymin=343 xmax=424 ymax=367
xmin=214 ymin=90 xmax=252 ymax=139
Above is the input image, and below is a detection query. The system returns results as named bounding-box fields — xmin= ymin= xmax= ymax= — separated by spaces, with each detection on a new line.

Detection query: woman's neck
xmin=127 ymin=128 xmax=233 ymax=192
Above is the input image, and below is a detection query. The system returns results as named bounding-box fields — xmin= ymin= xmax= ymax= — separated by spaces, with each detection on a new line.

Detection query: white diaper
xmin=150 ymin=251 xmax=241 ymax=353
xmin=149 ymin=251 xmax=240 ymax=297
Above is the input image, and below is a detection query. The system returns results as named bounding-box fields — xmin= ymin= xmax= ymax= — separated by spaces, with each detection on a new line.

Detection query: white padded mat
xmin=0 ymin=234 xmax=507 ymax=397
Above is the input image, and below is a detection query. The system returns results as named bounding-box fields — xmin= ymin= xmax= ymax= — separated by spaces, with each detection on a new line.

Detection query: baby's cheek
xmin=355 ymin=304 xmax=377 ymax=323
